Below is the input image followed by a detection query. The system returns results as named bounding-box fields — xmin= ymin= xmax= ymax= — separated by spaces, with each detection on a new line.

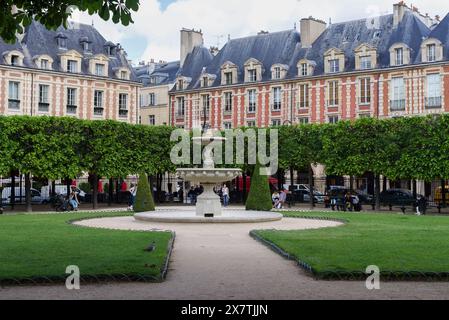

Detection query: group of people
xmin=188 ymin=184 xmax=231 ymax=207
xmin=328 ymin=192 xmax=362 ymax=212
xmin=272 ymin=189 xmax=288 ymax=209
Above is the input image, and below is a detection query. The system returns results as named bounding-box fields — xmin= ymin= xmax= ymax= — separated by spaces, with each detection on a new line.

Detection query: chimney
xmin=393 ymin=1 xmax=408 ymax=28
xmin=180 ymin=28 xmax=204 ymax=67
xmin=300 ymin=17 xmax=326 ymax=48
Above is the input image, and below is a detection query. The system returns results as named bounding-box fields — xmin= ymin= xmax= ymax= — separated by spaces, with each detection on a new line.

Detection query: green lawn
xmin=255 ymin=212 xmax=449 ymax=277
xmin=0 ymin=213 xmax=173 ymax=283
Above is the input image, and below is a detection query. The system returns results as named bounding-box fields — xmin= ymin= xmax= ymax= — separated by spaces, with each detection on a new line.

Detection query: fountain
xmin=134 ymin=129 xmax=282 ymax=223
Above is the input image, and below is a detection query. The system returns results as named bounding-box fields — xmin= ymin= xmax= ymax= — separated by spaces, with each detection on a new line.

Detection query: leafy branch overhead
xmin=0 ymin=0 xmax=140 ymax=43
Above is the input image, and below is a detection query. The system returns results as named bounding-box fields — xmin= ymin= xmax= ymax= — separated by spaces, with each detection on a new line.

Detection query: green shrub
xmin=134 ymin=172 xmax=155 ymax=213
xmin=245 ymin=162 xmax=273 ymax=211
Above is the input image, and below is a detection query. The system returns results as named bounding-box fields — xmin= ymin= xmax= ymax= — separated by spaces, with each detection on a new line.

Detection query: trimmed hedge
xmin=245 ymin=162 xmax=273 ymax=211
xmin=134 ymin=172 xmax=155 ymax=213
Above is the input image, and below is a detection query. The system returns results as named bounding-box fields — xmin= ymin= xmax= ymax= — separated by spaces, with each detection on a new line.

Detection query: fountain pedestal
xmin=196 ymin=183 xmax=222 ymax=217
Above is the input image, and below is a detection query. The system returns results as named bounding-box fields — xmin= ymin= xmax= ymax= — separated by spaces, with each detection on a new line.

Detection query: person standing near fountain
xmin=222 ymin=184 xmax=230 ymax=207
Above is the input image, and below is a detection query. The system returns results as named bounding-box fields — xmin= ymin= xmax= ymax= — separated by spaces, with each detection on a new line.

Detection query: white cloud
xmin=76 ymin=0 xmax=449 ymax=63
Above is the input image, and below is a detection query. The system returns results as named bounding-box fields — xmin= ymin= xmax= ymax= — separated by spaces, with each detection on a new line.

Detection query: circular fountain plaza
xmin=134 ymin=129 xmax=282 ymax=224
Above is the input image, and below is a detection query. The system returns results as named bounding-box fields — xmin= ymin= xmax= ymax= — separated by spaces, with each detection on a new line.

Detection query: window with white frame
xmin=149 ymin=93 xmax=156 ymax=106
xmin=301 ymin=63 xmax=308 ymax=76
xmin=360 ymin=56 xmax=372 ymax=69
xmin=95 ymin=63 xmax=105 ymax=76
xmin=273 ymin=67 xmax=281 ymax=80
xmin=224 ymin=122 xmax=232 ymax=129
xmin=248 ymin=69 xmax=257 ymax=82
xmin=41 ymin=59 xmax=49 ymax=70
xmin=299 ymin=84 xmax=309 ymax=108
xmin=118 ymin=93 xmax=129 ymax=117
xmin=224 ymin=72 xmax=233 ymax=85
xmin=224 ymin=92 xmax=232 ymax=112
xmin=202 ymin=95 xmax=210 ymax=118
xmin=395 ymin=48 xmax=403 ymax=65
xmin=247 ymin=121 xmax=256 ymax=127
xmin=298 ymin=117 xmax=309 ymax=125
xmin=248 ymin=89 xmax=257 ymax=113
xmin=272 ymin=87 xmax=282 ymax=111
xmin=390 ymin=77 xmax=405 ymax=111
xmin=11 ymin=55 xmax=20 ymax=66
xmin=426 ymin=74 xmax=442 ymax=108
xmin=38 ymin=84 xmax=49 ymax=112
xmin=328 ymin=115 xmax=339 ymax=124
xmin=427 ymin=44 xmax=436 ymax=62
xmin=67 ymin=60 xmax=78 ymax=73
xmin=329 ymin=59 xmax=339 ymax=73
xmin=359 ymin=113 xmax=371 ymax=119
xmin=271 ymin=119 xmax=281 ymax=127
xmin=359 ymin=78 xmax=371 ymax=104
xmin=149 ymin=115 xmax=156 ymax=126
xmin=94 ymin=90 xmax=104 ymax=115
xmin=66 ymin=88 xmax=77 ymax=114
xmin=328 ymin=81 xmax=339 ymax=106
xmin=120 ymin=70 xmax=128 ymax=80
xmin=202 ymin=76 xmax=209 ymax=87
xmin=177 ymin=97 xmax=185 ymax=116
xmin=178 ymin=79 xmax=184 ymax=90
xmin=8 ymin=81 xmax=20 ymax=109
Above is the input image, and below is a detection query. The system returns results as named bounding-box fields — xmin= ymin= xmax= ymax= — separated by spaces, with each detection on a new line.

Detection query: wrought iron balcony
xmin=66 ymin=105 xmax=77 ymax=114
xmin=425 ymin=96 xmax=442 ymax=109
xmin=8 ymin=99 xmax=20 ymax=110
xmin=38 ymin=102 xmax=49 ymax=112
xmin=390 ymin=99 xmax=406 ymax=111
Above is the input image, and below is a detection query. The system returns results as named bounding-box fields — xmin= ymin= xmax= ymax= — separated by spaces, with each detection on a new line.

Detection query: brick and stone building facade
xmin=169 ymin=2 xmax=449 ymax=196
xmin=0 ymin=20 xmax=140 ymax=123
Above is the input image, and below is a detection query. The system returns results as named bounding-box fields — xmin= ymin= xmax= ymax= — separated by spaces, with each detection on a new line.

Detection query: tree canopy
xmin=0 ymin=0 xmax=140 ymax=43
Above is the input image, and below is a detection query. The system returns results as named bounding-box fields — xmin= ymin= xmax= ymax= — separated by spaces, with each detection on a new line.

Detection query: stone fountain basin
xmin=177 ymin=168 xmax=242 ymax=184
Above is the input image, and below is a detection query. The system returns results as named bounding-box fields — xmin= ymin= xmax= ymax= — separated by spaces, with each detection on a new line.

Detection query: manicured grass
xmin=255 ymin=212 xmax=449 ymax=275
xmin=0 ymin=213 xmax=172 ymax=282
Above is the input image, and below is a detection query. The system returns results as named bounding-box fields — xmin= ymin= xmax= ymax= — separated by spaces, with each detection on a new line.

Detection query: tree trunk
xmin=412 ymin=180 xmax=417 ymax=199
xmin=442 ymin=179 xmax=446 ymax=207
xmin=108 ymin=178 xmax=113 ymax=207
xmin=290 ymin=168 xmax=294 ymax=190
xmin=66 ymin=178 xmax=71 ymax=198
xmin=374 ymin=174 xmax=381 ymax=211
xmin=10 ymin=172 xmax=15 ymax=210
xmin=309 ymin=165 xmax=315 ymax=210
xmin=350 ymin=176 xmax=354 ymax=192
xmin=51 ymin=180 xmax=56 ymax=198
xmin=92 ymin=174 xmax=98 ymax=210
xmin=25 ymin=173 xmax=32 ymax=213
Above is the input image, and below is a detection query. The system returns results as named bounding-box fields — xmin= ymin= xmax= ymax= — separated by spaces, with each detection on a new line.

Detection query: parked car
xmin=1 ymin=187 xmax=44 ymax=204
xmin=379 ymin=189 xmax=421 ymax=207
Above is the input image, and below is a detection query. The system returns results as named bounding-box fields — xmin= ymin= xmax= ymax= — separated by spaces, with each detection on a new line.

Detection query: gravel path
xmin=1 ymin=216 xmax=449 ymax=300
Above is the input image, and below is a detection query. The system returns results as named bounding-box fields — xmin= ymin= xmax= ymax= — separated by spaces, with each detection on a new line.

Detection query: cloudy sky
xmin=76 ymin=0 xmax=449 ymax=64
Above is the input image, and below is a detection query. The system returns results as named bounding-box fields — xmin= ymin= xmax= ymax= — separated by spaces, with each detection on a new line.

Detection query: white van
xmin=1 ymin=187 xmax=43 ymax=205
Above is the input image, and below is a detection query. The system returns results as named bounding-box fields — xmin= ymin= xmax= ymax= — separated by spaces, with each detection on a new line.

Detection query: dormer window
xmin=360 ymin=56 xmax=372 ymax=69
xmin=104 ymin=42 xmax=117 ymax=56
xmin=274 ymin=67 xmax=281 ymax=79
xmin=301 ymin=63 xmax=308 ymax=76
xmin=56 ymin=33 xmax=67 ymax=49
xmin=427 ymin=44 xmax=436 ymax=62
xmin=67 ymin=60 xmax=78 ymax=73
xmin=41 ymin=59 xmax=49 ymax=70
xmin=395 ymin=48 xmax=403 ymax=65
xmin=271 ymin=64 xmax=288 ymax=80
xmin=178 ymin=79 xmax=184 ymax=90
xmin=244 ymin=58 xmax=263 ymax=83
xmin=95 ymin=63 xmax=105 ymax=76
xmin=324 ymin=48 xmax=345 ymax=74
xmin=329 ymin=59 xmax=340 ymax=73
xmin=83 ymin=42 xmax=90 ymax=53
xmin=389 ymin=43 xmax=410 ymax=66
xmin=11 ymin=55 xmax=19 ymax=66
xmin=120 ymin=70 xmax=128 ymax=79
xmin=224 ymin=72 xmax=233 ymax=85
xmin=248 ymin=69 xmax=257 ymax=82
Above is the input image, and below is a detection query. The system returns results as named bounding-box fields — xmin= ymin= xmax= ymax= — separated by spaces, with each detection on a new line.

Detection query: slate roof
xmin=174 ymin=10 xmax=438 ymax=92
xmin=429 ymin=13 xmax=449 ymax=60
xmin=0 ymin=20 xmax=138 ymax=82
xmin=134 ymin=60 xmax=181 ymax=87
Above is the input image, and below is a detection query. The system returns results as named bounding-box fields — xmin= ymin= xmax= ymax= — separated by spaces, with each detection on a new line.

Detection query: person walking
xmin=68 ymin=186 xmax=79 ymax=211
xmin=222 ymin=184 xmax=230 ymax=207
xmin=128 ymin=184 xmax=137 ymax=211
